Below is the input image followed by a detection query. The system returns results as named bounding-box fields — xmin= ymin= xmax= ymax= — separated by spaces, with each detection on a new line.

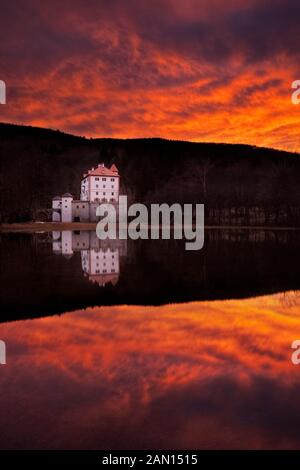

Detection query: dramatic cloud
xmin=1 ymin=0 xmax=300 ymax=150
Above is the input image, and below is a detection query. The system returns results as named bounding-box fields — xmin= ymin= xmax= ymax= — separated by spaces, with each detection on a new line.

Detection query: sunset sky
xmin=1 ymin=0 xmax=300 ymax=151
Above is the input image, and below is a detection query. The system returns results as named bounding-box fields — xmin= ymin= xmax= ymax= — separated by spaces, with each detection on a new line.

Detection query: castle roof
xmin=82 ymin=163 xmax=119 ymax=179
xmin=52 ymin=195 xmax=62 ymax=200
xmin=88 ymin=273 xmax=119 ymax=286
xmin=62 ymin=193 xmax=73 ymax=198
xmin=110 ymin=164 xmax=118 ymax=173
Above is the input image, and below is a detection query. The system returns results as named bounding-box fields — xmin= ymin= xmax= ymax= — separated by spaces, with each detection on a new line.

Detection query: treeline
xmin=1 ymin=123 xmax=300 ymax=225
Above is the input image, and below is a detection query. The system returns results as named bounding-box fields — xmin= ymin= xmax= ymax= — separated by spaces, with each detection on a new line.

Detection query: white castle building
xmin=52 ymin=163 xmax=119 ymax=222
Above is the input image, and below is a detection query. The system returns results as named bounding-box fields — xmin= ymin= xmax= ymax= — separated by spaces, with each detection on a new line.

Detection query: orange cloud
xmin=1 ymin=0 xmax=300 ymax=151
xmin=1 ymin=292 xmax=300 ymax=448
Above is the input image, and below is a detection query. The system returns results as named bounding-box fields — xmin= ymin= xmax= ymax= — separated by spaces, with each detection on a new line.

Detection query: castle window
xmin=112 ymin=192 xmax=114 ymax=196
xmin=95 ymin=177 xmax=99 ymax=181
xmin=102 ymin=177 xmax=106 ymax=181
xmin=111 ymin=178 xmax=114 ymax=182
xmin=96 ymin=192 xmax=99 ymax=195
xmin=103 ymin=192 xmax=106 ymax=195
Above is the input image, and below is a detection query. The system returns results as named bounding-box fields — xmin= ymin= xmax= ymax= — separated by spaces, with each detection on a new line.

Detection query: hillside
xmin=1 ymin=122 xmax=300 ymax=225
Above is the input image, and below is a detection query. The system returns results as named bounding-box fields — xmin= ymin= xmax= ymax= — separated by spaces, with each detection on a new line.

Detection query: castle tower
xmin=80 ymin=163 xmax=119 ymax=203
xmin=61 ymin=231 xmax=73 ymax=257
xmin=61 ymin=193 xmax=73 ymax=222
xmin=81 ymin=247 xmax=120 ymax=286
xmin=52 ymin=196 xmax=62 ymax=222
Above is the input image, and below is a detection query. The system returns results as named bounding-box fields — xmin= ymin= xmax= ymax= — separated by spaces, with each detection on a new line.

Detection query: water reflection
xmin=52 ymin=231 xmax=127 ymax=287
xmin=0 ymin=293 xmax=300 ymax=449
xmin=2 ymin=229 xmax=300 ymax=321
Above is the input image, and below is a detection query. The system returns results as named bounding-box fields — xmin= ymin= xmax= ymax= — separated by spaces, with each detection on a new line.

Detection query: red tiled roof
xmin=83 ymin=163 xmax=119 ymax=179
xmin=88 ymin=274 xmax=119 ymax=286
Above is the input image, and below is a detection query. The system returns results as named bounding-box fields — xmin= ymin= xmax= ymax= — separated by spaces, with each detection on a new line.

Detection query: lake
xmin=0 ymin=230 xmax=300 ymax=449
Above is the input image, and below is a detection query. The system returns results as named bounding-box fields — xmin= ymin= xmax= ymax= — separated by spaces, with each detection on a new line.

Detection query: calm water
xmin=0 ymin=230 xmax=300 ymax=449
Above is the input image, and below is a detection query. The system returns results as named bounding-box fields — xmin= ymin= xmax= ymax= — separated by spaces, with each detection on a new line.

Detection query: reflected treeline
xmin=279 ymin=290 xmax=300 ymax=308
xmin=1 ymin=229 xmax=300 ymax=321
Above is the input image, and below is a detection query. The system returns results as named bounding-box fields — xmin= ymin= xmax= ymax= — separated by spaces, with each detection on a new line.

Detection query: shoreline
xmin=1 ymin=222 xmax=300 ymax=233
xmin=0 ymin=222 xmax=97 ymax=232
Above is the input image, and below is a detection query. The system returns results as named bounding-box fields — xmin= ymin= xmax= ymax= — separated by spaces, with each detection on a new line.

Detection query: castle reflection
xmin=52 ymin=230 xmax=127 ymax=287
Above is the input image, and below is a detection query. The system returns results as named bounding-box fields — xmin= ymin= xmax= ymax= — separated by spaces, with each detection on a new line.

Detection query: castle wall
xmin=61 ymin=196 xmax=73 ymax=222
xmin=61 ymin=231 xmax=73 ymax=255
xmin=88 ymin=247 xmax=119 ymax=275
xmin=52 ymin=211 xmax=61 ymax=222
xmin=72 ymin=231 xmax=90 ymax=249
xmin=53 ymin=200 xmax=120 ymax=223
xmin=89 ymin=175 xmax=119 ymax=202
xmin=52 ymin=198 xmax=61 ymax=222
xmin=72 ymin=201 xmax=90 ymax=222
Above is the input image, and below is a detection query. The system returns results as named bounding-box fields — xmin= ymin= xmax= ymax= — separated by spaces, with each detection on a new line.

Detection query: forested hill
xmin=1 ymin=122 xmax=300 ymax=225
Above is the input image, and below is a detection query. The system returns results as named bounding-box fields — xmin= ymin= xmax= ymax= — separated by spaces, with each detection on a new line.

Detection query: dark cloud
xmin=232 ymin=78 xmax=283 ymax=107
xmin=0 ymin=0 xmax=299 ymax=147
xmin=2 ymin=0 xmax=299 ymax=84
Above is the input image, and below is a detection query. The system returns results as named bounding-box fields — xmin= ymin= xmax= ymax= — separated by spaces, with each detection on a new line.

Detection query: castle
xmin=52 ymin=230 xmax=127 ymax=287
xmin=52 ymin=163 xmax=120 ymax=222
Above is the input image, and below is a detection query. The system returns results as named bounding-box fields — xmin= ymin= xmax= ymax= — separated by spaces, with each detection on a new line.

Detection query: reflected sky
xmin=0 ymin=293 xmax=300 ymax=449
